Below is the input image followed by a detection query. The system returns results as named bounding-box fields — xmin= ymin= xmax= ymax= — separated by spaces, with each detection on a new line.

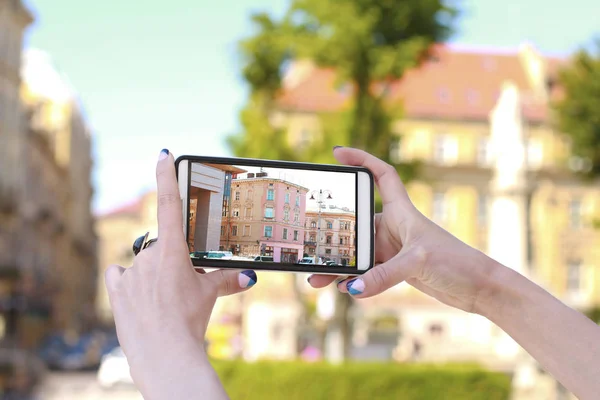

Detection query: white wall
xmin=191 ymin=163 xmax=226 ymax=251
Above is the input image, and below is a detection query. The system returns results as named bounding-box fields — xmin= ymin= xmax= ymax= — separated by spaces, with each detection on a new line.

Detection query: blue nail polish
xmin=239 ymin=270 xmax=257 ymax=288
xmin=346 ymin=278 xmax=365 ymax=295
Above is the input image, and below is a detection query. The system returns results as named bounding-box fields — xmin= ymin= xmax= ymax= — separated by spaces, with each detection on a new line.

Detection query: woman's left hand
xmin=105 ymin=149 xmax=257 ymax=400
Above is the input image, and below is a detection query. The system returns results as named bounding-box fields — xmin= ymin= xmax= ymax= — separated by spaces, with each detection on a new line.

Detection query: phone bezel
xmin=175 ymin=155 xmax=375 ymax=275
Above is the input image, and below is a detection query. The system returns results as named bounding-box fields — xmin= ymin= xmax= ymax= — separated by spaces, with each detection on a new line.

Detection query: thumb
xmin=338 ymin=246 xmax=425 ymax=298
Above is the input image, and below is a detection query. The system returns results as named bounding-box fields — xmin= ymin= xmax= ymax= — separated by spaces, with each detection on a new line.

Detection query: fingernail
xmin=307 ymin=275 xmax=312 ymax=284
xmin=239 ymin=270 xmax=257 ymax=288
xmin=333 ymin=146 xmax=343 ymax=150
xmin=346 ymin=278 xmax=365 ymax=295
xmin=158 ymin=149 xmax=169 ymax=161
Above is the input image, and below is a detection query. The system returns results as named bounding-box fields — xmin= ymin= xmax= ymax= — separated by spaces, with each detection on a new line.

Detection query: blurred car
xmin=191 ymin=251 xmax=233 ymax=260
xmin=298 ymin=257 xmax=324 ymax=265
xmin=97 ymin=347 xmax=134 ymax=389
xmin=324 ymin=261 xmax=337 ymax=266
xmin=253 ymin=255 xmax=274 ymax=262
xmin=38 ymin=330 xmax=118 ymax=371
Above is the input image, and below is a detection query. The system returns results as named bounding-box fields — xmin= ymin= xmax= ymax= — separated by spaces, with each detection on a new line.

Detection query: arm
xmin=124 ymin=331 xmax=228 ymax=400
xmin=478 ymin=258 xmax=600 ymax=400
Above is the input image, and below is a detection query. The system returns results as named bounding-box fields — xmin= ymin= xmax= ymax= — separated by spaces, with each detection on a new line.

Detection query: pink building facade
xmin=220 ymin=173 xmax=309 ymax=263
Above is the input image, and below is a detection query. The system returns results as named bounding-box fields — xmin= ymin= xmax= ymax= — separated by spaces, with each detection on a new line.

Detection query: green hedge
xmin=212 ymin=360 xmax=511 ymax=400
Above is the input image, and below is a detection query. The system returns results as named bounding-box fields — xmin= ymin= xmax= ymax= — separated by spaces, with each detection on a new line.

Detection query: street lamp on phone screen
xmin=308 ymin=189 xmax=333 ymax=263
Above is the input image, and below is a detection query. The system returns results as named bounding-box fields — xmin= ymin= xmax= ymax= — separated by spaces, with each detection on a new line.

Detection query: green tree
xmin=553 ymin=39 xmax=600 ymax=227
xmin=228 ymin=0 xmax=458 ymax=360
xmin=554 ymin=39 xmax=600 ymax=177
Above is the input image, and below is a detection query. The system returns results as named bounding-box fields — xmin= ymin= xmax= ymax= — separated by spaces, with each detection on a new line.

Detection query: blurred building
xmin=272 ymin=44 xmax=600 ymax=366
xmin=304 ymin=205 xmax=355 ymax=265
xmin=17 ymin=48 xmax=98 ymax=344
xmin=220 ymin=171 xmax=308 ymax=262
xmin=95 ymin=191 xmax=157 ymax=323
xmin=0 ymin=0 xmax=34 ymax=344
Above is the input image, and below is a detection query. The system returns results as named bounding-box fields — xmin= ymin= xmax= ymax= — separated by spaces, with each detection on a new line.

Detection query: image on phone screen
xmin=178 ymin=159 xmax=372 ymax=272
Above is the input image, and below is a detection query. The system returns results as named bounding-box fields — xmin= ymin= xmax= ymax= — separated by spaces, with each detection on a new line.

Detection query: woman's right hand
xmin=309 ymin=147 xmax=500 ymax=315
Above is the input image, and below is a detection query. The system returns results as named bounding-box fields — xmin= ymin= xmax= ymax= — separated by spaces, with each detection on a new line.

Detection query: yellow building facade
xmin=275 ymin=44 xmax=600 ymax=311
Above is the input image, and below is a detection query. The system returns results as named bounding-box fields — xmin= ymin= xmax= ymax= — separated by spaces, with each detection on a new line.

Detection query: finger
xmin=307 ymin=274 xmax=338 ymax=288
xmin=333 ymin=146 xmax=409 ymax=206
xmin=156 ymin=149 xmax=185 ymax=247
xmin=204 ymin=269 xmax=258 ymax=296
xmin=337 ymin=246 xmax=425 ymax=298
xmin=105 ymin=264 xmax=126 ymax=295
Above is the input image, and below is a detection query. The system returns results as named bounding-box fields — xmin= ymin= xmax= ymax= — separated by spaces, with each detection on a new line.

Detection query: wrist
xmin=128 ymin=338 xmax=216 ymax=398
xmin=473 ymin=254 xmax=529 ymax=323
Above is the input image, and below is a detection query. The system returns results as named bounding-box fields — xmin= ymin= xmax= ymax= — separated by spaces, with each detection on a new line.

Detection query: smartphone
xmin=175 ymin=155 xmax=374 ymax=275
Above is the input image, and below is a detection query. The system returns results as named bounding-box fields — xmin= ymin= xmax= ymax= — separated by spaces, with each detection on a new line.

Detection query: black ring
xmin=133 ymin=232 xmax=149 ymax=256
xmin=144 ymin=238 xmax=158 ymax=249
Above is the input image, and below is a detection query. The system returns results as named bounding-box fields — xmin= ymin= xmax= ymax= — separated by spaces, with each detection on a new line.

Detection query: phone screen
xmin=185 ymin=161 xmax=360 ymax=269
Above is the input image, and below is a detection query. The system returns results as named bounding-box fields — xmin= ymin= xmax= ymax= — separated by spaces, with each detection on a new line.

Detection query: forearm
xmin=479 ymin=258 xmax=600 ymax=399
xmin=129 ymin=340 xmax=228 ymax=400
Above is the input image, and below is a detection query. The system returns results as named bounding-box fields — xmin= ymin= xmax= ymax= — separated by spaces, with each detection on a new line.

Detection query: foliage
xmin=212 ymin=360 xmax=512 ymax=400
xmin=228 ymin=0 xmax=458 ymax=360
xmin=227 ymin=0 xmax=458 ymax=207
xmin=584 ymin=306 xmax=600 ymax=324
xmin=553 ymin=38 xmax=600 ymax=177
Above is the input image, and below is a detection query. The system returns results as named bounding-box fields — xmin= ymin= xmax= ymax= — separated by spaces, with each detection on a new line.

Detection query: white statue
xmin=488 ymin=80 xmax=529 ymax=276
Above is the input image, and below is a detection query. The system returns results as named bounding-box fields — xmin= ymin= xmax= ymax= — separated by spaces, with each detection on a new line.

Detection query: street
xmin=38 ymin=372 xmax=142 ymax=400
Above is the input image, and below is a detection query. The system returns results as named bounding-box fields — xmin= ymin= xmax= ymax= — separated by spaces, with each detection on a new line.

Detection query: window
xmin=325 ymin=248 xmax=332 ymax=254
xmin=390 ymin=137 xmax=402 ymax=164
xmin=264 ymin=226 xmax=273 ymax=237
xmin=285 ymin=193 xmax=290 ymax=203
xmin=235 ymin=191 xmax=240 ymax=201
xmin=232 ymin=226 xmax=238 ymax=236
xmin=232 ymin=208 xmax=240 ymax=217
xmin=326 ymin=221 xmax=333 ymax=229
xmin=299 ymin=129 xmax=311 ymax=149
xmin=295 ymin=196 xmax=300 ymax=206
xmin=267 ymin=189 xmax=274 ymax=201
xmin=478 ymin=194 xmax=487 ymax=226
xmin=245 ymin=207 xmax=252 ymax=218
xmin=433 ymin=134 xmax=457 ymax=165
xmin=339 ymin=238 xmax=343 ymax=245
xmin=265 ymin=207 xmax=274 ymax=218
xmin=432 ymin=192 xmax=447 ymax=223
xmin=283 ymin=228 xmax=288 ymax=240
xmin=310 ymin=235 xmax=316 ymax=242
xmin=293 ymin=230 xmax=299 ymax=241
xmin=437 ymin=87 xmax=451 ymax=103
xmin=311 ymin=221 xmax=317 ymax=228
xmin=220 ymin=226 xmax=225 ymax=236
xmin=294 ymin=211 xmax=299 ymax=223
xmin=326 ymin=236 xmax=332 ymax=244
xmin=477 ymin=137 xmax=490 ymax=165
xmin=526 ymin=139 xmax=543 ymax=169
xmin=243 ymin=225 xmax=251 ymax=236
xmin=466 ymin=89 xmax=479 ymax=105
xmin=569 ymin=199 xmax=582 ymax=229
xmin=567 ymin=261 xmax=581 ymax=292
xmin=284 ymin=209 xmax=289 ymax=221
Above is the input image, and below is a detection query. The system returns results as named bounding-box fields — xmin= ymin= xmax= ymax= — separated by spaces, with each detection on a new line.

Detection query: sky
xmin=22 ymin=0 xmax=599 ymax=214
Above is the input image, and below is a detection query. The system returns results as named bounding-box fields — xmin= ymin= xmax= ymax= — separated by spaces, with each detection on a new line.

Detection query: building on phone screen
xmin=187 ymin=163 xmax=248 ymax=253
xmin=218 ymin=171 xmax=309 ymax=263
xmin=304 ymin=205 xmax=356 ymax=266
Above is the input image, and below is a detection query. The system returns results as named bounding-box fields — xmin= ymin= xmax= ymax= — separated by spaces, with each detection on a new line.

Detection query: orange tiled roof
xmin=277 ymin=45 xmax=567 ymax=123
